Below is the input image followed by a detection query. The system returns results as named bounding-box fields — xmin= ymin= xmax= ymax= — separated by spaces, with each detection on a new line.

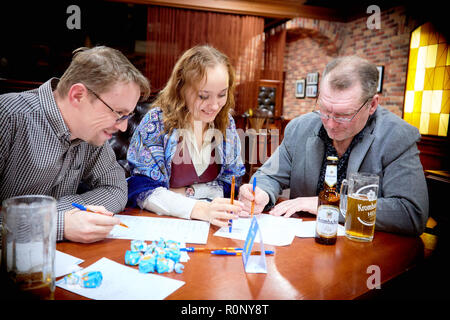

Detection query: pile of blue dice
xmin=125 ymin=238 xmax=184 ymax=274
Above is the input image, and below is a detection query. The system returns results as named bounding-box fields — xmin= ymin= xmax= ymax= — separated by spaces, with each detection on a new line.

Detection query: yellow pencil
xmin=250 ymin=177 xmax=256 ymax=218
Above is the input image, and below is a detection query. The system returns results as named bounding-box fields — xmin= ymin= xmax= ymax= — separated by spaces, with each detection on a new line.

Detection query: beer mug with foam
xmin=340 ymin=172 xmax=379 ymax=242
xmin=1 ymin=195 xmax=57 ymax=299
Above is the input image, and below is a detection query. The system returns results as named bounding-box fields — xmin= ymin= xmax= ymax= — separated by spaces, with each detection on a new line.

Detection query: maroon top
xmin=169 ymin=139 xmax=220 ymax=188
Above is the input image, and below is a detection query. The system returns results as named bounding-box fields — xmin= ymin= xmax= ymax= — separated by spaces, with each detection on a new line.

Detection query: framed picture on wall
xmin=377 ymin=66 xmax=384 ymax=93
xmin=306 ymin=84 xmax=318 ymax=98
xmin=306 ymin=72 xmax=319 ymax=85
xmin=295 ymin=79 xmax=305 ymax=98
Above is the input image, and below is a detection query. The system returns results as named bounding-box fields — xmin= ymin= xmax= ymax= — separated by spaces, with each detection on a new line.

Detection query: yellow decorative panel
xmin=445 ymin=66 xmax=450 ymax=89
xmin=406 ymin=68 xmax=416 ymax=91
xmin=447 ymin=47 xmax=450 ymax=65
xmin=404 ymin=22 xmax=449 ymax=137
xmin=431 ymin=90 xmax=443 ymax=113
xmin=413 ymin=91 xmax=423 ymax=112
xmin=424 ymin=68 xmax=435 ymax=90
xmin=428 ymin=114 xmax=440 ymax=135
xmin=404 ymin=112 xmax=412 ymax=124
xmin=428 ymin=25 xmax=439 ymax=45
xmin=419 ymin=112 xmax=430 ymax=134
xmin=412 ymin=113 xmax=421 ymax=128
xmin=416 ymin=46 xmax=427 ymax=69
xmin=409 ymin=48 xmax=418 ymax=66
xmin=421 ymin=90 xmax=432 ymax=113
xmin=426 ymin=44 xmax=438 ymax=68
xmin=436 ymin=44 xmax=447 ymax=67
xmin=442 ymin=90 xmax=450 ymax=114
xmin=411 ymin=27 xmax=421 ymax=49
xmin=405 ymin=91 xmax=415 ymax=112
xmin=414 ymin=66 xmax=425 ymax=91
xmin=433 ymin=66 xmax=445 ymax=89
xmin=438 ymin=113 xmax=449 ymax=136
xmin=419 ymin=23 xmax=430 ymax=46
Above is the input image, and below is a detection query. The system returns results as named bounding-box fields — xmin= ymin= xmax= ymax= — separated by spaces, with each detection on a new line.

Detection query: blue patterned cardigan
xmin=127 ymin=107 xmax=246 ymax=208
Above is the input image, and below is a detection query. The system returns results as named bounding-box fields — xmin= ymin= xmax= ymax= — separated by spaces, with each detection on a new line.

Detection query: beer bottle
xmin=315 ymin=156 xmax=340 ymax=245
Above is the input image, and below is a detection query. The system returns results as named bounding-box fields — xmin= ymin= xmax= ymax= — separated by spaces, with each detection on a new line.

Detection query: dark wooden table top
xmin=55 ymin=208 xmax=425 ymax=300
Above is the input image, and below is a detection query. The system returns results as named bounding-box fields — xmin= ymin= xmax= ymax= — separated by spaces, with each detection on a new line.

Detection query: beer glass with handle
xmin=340 ymin=172 xmax=379 ymax=242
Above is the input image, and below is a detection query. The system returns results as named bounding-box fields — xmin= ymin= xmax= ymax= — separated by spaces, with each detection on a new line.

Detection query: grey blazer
xmin=253 ymin=106 xmax=429 ymax=236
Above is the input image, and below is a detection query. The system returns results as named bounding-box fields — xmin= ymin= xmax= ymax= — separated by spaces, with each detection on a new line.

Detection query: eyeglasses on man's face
xmin=312 ymin=97 xmax=371 ymax=123
xmin=85 ymin=86 xmax=135 ymax=123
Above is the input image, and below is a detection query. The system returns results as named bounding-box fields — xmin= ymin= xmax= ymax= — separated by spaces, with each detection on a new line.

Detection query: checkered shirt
xmin=0 ymin=78 xmax=127 ymax=241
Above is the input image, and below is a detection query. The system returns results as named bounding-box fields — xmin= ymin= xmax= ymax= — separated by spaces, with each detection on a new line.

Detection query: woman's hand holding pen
xmin=238 ymin=184 xmax=269 ymax=217
xmin=191 ymin=198 xmax=244 ymax=228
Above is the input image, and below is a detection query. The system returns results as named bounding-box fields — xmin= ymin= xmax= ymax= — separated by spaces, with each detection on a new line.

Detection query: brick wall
xmin=282 ymin=6 xmax=419 ymax=119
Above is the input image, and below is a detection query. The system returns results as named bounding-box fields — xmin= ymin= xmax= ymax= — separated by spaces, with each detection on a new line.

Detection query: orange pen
xmin=250 ymin=177 xmax=256 ymax=218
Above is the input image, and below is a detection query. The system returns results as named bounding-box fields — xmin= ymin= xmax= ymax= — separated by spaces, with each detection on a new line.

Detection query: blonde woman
xmin=127 ymin=45 xmax=245 ymax=227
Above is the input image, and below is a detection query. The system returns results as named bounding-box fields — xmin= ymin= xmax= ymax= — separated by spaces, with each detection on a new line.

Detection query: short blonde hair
xmin=56 ymin=46 xmax=150 ymax=100
xmin=153 ymin=45 xmax=236 ymax=136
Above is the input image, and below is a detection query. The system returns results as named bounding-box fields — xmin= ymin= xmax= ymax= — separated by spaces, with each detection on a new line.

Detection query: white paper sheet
xmin=107 ymin=215 xmax=210 ymax=244
xmin=296 ymin=220 xmax=345 ymax=238
xmin=55 ymin=250 xmax=84 ymax=277
xmin=214 ymin=214 xmax=302 ymax=246
xmin=56 ymin=257 xmax=185 ymax=300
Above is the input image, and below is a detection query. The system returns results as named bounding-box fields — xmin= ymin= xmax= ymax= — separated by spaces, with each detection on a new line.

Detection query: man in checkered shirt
xmin=0 ymin=46 xmax=150 ymax=243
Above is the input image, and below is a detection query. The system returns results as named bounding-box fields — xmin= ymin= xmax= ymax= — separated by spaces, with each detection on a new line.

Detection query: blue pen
xmin=181 ymin=247 xmax=245 ymax=252
xmin=71 ymin=202 xmax=128 ymax=228
xmin=71 ymin=202 xmax=89 ymax=211
xmin=211 ymin=250 xmax=274 ymax=256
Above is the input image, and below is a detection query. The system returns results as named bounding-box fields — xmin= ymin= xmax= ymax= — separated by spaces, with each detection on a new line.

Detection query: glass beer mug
xmin=340 ymin=173 xmax=379 ymax=242
xmin=1 ymin=195 xmax=57 ymax=299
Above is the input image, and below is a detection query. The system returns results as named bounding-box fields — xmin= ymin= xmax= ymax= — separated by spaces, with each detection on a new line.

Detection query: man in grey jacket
xmin=239 ymin=56 xmax=428 ymax=236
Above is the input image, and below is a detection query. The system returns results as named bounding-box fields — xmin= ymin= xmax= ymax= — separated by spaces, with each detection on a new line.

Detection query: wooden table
xmin=55 ymin=208 xmax=425 ymax=300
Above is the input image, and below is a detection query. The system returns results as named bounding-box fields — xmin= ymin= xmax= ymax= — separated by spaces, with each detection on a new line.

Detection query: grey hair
xmin=321 ymin=56 xmax=379 ymax=102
